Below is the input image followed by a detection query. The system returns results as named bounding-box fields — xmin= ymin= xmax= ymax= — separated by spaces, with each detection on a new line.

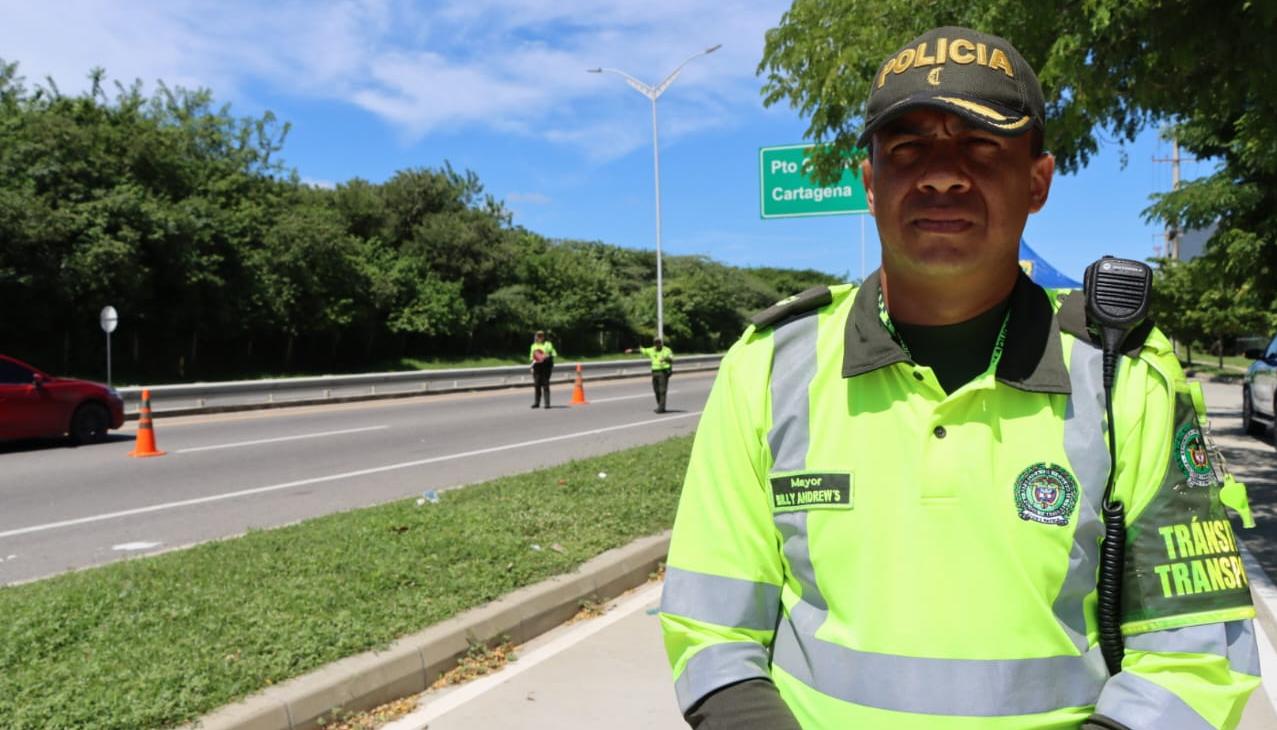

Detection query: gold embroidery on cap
xmin=915 ymin=42 xmax=937 ymax=67
xmin=927 ymin=68 xmax=942 ymax=86
xmin=935 ymin=96 xmax=1032 ymax=130
xmin=949 ymin=38 xmax=976 ymax=64
xmin=936 ymin=96 xmax=1008 ymax=121
xmin=876 ymin=37 xmax=1017 ymax=89
xmin=988 ymin=49 xmax=1015 ymax=78
xmin=892 ymin=48 xmax=916 ymax=75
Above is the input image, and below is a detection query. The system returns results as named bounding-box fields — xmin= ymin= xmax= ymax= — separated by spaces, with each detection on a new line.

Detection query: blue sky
xmin=2 ymin=1 xmax=1204 ymax=282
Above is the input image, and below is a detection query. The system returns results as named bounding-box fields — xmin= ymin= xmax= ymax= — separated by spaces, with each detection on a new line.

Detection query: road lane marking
xmin=382 ymin=581 xmax=665 ymax=729
xmin=588 ymin=390 xmax=679 ymax=404
xmin=112 ymin=541 xmax=162 ymax=551
xmin=174 ymin=425 xmax=390 ymax=453
xmin=0 ymin=412 xmax=701 ymax=540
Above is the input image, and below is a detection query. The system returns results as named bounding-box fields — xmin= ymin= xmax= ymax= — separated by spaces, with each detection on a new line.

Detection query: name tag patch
xmin=770 ymin=472 xmax=853 ymax=512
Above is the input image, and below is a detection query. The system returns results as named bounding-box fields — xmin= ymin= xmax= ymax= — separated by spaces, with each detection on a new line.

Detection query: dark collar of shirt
xmin=842 ymin=269 xmax=1072 ymax=395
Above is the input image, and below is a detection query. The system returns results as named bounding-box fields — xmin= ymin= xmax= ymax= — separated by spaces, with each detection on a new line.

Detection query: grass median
xmin=0 ymin=435 xmax=694 ymax=730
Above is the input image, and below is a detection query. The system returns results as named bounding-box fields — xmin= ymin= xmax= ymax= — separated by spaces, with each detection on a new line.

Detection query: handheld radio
xmin=1082 ymin=256 xmax=1152 ymax=676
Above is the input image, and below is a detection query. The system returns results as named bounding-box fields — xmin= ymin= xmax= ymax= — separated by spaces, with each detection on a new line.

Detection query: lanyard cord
xmin=877 ymin=288 xmax=1011 ymax=372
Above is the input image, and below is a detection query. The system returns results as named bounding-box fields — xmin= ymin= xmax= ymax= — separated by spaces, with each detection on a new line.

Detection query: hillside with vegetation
xmin=0 ymin=61 xmax=841 ymax=382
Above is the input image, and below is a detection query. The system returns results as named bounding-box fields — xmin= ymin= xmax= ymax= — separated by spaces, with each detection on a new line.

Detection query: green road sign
xmin=759 ymin=144 xmax=868 ymax=219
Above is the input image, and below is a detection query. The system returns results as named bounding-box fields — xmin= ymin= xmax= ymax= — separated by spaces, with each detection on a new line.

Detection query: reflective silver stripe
xmin=767 ymin=311 xmax=819 ymax=472
xmin=773 ymin=511 xmax=826 ymax=611
xmin=1131 ymin=620 xmax=1263 ymax=676
xmin=1227 ymin=619 xmax=1261 ymax=676
xmin=670 ymin=310 xmax=822 ymax=716
xmin=661 ymin=567 xmax=781 ymax=631
xmin=766 ymin=314 xmax=829 ymax=613
xmin=773 ymin=611 xmax=1108 ymax=716
xmin=673 ymin=641 xmax=771 ymax=714
xmin=1055 ymin=339 xmax=1110 ymax=654
xmin=1127 ymin=622 xmax=1228 ymax=655
xmin=1095 ymin=670 xmax=1213 ymax=729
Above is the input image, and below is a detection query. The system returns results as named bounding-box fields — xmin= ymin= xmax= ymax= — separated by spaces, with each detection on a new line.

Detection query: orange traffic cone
xmin=571 ymin=363 xmax=588 ymax=405
xmin=128 ymin=389 xmax=166 ymax=457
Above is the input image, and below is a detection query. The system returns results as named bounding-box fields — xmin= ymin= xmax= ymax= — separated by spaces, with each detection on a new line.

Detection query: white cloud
xmin=0 ymin=0 xmax=789 ymax=159
xmin=301 ymin=177 xmax=337 ymax=190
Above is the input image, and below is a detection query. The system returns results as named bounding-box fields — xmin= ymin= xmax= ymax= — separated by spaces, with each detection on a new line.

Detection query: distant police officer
xmin=529 ymin=330 xmax=557 ymax=409
xmin=626 ymin=338 xmax=674 ymax=412
xmin=660 ymin=26 xmax=1259 ymax=730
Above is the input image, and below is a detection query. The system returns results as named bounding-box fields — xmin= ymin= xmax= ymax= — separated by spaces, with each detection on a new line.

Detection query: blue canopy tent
xmin=1019 ymin=239 xmax=1081 ymax=289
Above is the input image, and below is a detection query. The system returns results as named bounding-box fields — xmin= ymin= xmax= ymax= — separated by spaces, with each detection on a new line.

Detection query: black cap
xmin=857 ymin=26 xmax=1044 ymax=148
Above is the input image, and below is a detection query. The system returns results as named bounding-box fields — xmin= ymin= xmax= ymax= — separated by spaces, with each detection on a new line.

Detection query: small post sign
xmin=100 ymin=305 xmax=118 ymax=387
xmin=759 ymin=144 xmax=868 ymax=219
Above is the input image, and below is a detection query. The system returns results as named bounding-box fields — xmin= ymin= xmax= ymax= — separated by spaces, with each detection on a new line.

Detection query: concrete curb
xmin=1241 ymin=544 xmax=1277 ymax=652
xmin=183 ymin=532 xmax=671 ymax=730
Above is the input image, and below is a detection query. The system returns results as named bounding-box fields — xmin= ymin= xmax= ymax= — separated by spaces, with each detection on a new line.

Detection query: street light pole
xmin=649 ymin=95 xmax=664 ymax=342
xmin=588 ymin=43 xmax=721 ymax=341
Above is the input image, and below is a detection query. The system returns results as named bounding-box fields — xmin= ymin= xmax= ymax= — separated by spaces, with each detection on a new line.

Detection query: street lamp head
xmin=705 ymin=44 xmax=722 ymax=54
xmin=586 ymin=67 xmax=603 ymax=73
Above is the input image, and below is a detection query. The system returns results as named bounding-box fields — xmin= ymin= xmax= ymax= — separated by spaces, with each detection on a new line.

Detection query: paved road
xmin=0 ymin=372 xmax=715 ymax=584
xmin=383 ymin=376 xmax=1277 ymax=730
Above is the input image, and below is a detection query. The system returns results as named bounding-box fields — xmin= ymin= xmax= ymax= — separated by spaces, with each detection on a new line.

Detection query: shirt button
xmin=933 ymin=425 xmax=947 ymax=439
xmin=913 ymin=371 xmax=924 ymax=381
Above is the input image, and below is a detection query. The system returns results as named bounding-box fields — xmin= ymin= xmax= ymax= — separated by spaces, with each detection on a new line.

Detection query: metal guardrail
xmin=116 ymin=355 xmax=724 ymax=416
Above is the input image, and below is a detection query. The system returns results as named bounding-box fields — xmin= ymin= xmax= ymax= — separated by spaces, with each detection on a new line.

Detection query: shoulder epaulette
xmin=750 ymin=286 xmax=833 ymax=330
xmin=1056 ymin=290 xmax=1154 ymax=358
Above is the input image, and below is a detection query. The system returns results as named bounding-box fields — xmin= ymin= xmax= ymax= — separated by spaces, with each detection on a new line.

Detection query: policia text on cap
xmin=659 ymin=25 xmax=1260 ymax=730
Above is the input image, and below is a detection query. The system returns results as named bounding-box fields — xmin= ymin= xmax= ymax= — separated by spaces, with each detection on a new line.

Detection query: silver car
xmin=1242 ymin=335 xmax=1277 ymax=444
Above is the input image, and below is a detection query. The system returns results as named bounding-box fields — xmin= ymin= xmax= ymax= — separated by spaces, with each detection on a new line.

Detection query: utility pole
xmin=1169 ymin=135 xmax=1181 ymax=260
xmin=1153 ymin=132 xmax=1188 ymax=260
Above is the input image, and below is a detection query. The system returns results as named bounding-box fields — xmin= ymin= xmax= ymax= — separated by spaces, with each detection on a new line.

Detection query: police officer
xmin=626 ymin=338 xmax=674 ymax=412
xmin=660 ymin=26 xmax=1260 ymax=730
xmin=529 ymin=330 xmax=557 ymax=409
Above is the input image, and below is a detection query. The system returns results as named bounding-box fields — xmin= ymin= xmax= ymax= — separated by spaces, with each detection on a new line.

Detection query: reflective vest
xmin=530 ymin=341 xmax=557 ymax=364
xmin=640 ymin=345 xmax=674 ymax=372
xmin=660 ymin=273 xmax=1259 ymax=729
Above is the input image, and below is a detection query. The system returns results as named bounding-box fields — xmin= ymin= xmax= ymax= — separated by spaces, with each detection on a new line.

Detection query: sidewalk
xmin=385 ymin=582 xmax=681 ymax=730
xmin=384 ymin=576 xmax=1277 ymax=729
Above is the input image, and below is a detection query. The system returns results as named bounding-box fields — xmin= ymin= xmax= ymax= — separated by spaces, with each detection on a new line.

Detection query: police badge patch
xmin=1174 ymin=423 xmax=1216 ymax=488
xmin=1014 ymin=463 xmax=1079 ymax=527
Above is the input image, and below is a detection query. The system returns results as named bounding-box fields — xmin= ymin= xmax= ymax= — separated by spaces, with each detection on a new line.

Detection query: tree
xmin=0 ymin=57 xmax=843 ymax=379
xmin=759 ymin=1 xmax=1277 ymax=321
xmin=1152 ymin=255 xmax=1269 ymax=368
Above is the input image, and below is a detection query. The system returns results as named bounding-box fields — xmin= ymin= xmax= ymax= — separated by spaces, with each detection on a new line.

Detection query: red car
xmin=0 ymin=354 xmax=125 ymax=443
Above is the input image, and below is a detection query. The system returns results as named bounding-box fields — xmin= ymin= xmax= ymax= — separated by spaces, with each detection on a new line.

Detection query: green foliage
xmin=0 ymin=60 xmax=840 ymax=380
xmin=760 ymin=0 xmax=1277 ymax=359
xmin=1152 ymin=254 xmax=1270 ymax=367
xmin=0 ymin=435 xmax=694 ymax=730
